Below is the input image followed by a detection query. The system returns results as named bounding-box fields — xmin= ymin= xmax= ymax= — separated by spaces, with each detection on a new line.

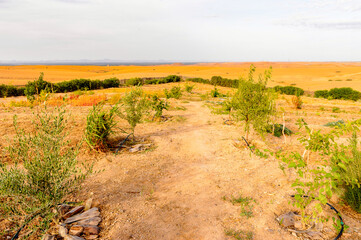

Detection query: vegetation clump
xmin=274 ymin=85 xmax=304 ymax=96
xmin=164 ymin=86 xmax=182 ymax=99
xmin=85 ymin=103 xmax=119 ymax=150
xmin=315 ymin=87 xmax=361 ymax=101
xmin=118 ymin=87 xmax=150 ymax=138
xmin=228 ymin=65 xmax=276 ymax=140
xmin=0 ymin=108 xmax=90 ymax=237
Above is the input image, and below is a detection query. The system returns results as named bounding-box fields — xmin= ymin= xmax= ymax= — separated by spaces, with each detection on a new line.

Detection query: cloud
xmin=279 ymin=17 xmax=361 ymax=29
xmin=308 ymin=0 xmax=361 ymax=12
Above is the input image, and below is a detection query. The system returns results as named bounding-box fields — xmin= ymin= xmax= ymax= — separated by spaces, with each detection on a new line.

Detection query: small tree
xmin=151 ymin=95 xmax=169 ymax=119
xmin=230 ymin=65 xmax=276 ymax=141
xmin=25 ymin=72 xmax=52 ymax=102
xmin=118 ymin=87 xmax=149 ymax=138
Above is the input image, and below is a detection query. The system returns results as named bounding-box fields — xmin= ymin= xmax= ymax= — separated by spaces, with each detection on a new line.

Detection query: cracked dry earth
xmin=77 ymin=101 xmax=315 ymax=240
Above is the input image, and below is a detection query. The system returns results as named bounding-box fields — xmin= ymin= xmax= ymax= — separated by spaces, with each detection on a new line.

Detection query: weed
xmin=151 ymin=95 xmax=169 ymax=119
xmin=210 ymin=87 xmax=222 ymax=98
xmin=231 ymin=195 xmax=255 ymax=219
xmin=225 ymin=229 xmax=254 ymax=240
xmin=332 ymin=107 xmax=341 ymax=113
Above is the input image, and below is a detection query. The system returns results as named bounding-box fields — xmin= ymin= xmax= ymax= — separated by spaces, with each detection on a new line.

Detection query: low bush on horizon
xmin=274 ymin=85 xmax=304 ymax=96
xmin=315 ymin=87 xmax=361 ymax=101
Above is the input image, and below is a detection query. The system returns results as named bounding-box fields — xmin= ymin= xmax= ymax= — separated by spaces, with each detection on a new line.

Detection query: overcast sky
xmin=0 ymin=0 xmax=360 ymax=62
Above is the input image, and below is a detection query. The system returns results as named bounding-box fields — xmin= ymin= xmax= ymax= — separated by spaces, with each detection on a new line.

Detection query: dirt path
xmin=80 ymin=101 xmax=296 ymax=240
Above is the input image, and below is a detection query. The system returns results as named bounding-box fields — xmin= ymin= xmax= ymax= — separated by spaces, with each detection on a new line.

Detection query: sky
xmin=0 ymin=0 xmax=360 ymax=62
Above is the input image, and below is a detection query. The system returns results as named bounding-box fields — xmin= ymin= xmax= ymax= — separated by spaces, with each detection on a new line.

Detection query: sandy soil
xmin=1 ymin=84 xmax=361 ymax=239
xmin=1 ymin=62 xmax=361 ymax=91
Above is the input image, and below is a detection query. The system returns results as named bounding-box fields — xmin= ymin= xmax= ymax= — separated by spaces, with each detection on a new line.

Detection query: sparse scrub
xmin=210 ymin=87 xmax=223 ymax=98
xmin=229 ymin=65 xmax=276 ymax=141
xmin=151 ymin=95 xmax=169 ymax=118
xmin=164 ymin=86 xmax=182 ymax=99
xmin=85 ymin=103 xmax=119 ymax=150
xmin=118 ymin=87 xmax=150 ymax=138
xmin=184 ymin=83 xmax=195 ymax=93
xmin=291 ymin=91 xmax=303 ymax=109
xmin=315 ymin=88 xmax=361 ymax=101
xmin=0 ymin=108 xmax=90 ymax=237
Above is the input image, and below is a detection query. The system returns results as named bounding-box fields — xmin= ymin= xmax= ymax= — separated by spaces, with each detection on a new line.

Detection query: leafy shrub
xmin=126 ymin=78 xmax=143 ymax=86
xmin=164 ymin=86 xmax=182 ymax=99
xmin=314 ymin=90 xmax=329 ymax=98
xmin=25 ymin=72 xmax=52 ymax=101
xmin=85 ymin=103 xmax=119 ymax=150
xmin=187 ymin=77 xmax=211 ymax=84
xmin=277 ymin=120 xmax=361 ymax=223
xmin=118 ymin=87 xmax=150 ymax=137
xmin=266 ymin=124 xmax=292 ymax=137
xmin=0 ymin=84 xmax=25 ymax=98
xmin=184 ymin=83 xmax=194 ymax=93
xmin=151 ymin=95 xmax=169 ymax=118
xmin=315 ymin=88 xmax=361 ymax=101
xmin=1 ymin=108 xmax=89 ymax=204
xmin=164 ymin=75 xmax=181 ymax=83
xmin=210 ymin=88 xmax=222 ymax=98
xmin=229 ymin=65 xmax=276 ymax=140
xmin=274 ymin=86 xmax=304 ymax=96
xmin=102 ymin=78 xmax=120 ymax=88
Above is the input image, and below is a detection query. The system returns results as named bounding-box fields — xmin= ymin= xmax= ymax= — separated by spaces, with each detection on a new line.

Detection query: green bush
xmin=85 ymin=103 xmax=119 ymax=150
xmin=25 ymin=72 xmax=52 ymax=101
xmin=164 ymin=86 xmax=182 ymax=99
xmin=151 ymin=95 xmax=169 ymax=118
xmin=210 ymin=87 xmax=223 ymax=98
xmin=315 ymin=88 xmax=361 ymax=101
xmin=266 ymin=124 xmax=292 ymax=137
xmin=164 ymin=75 xmax=181 ymax=83
xmin=0 ymin=84 xmax=25 ymax=98
xmin=229 ymin=65 xmax=276 ymax=140
xmin=314 ymin=90 xmax=329 ymax=98
xmin=274 ymin=85 xmax=304 ymax=96
xmin=118 ymin=87 xmax=150 ymax=137
xmin=187 ymin=77 xmax=211 ymax=84
xmin=184 ymin=83 xmax=194 ymax=93
xmin=126 ymin=78 xmax=143 ymax=86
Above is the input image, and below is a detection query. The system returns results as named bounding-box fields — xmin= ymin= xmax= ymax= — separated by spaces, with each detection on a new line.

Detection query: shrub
xmin=164 ymin=86 xmax=182 ymax=99
xmin=187 ymin=77 xmax=211 ymax=84
xmin=266 ymin=124 xmax=292 ymax=137
xmin=164 ymin=75 xmax=181 ymax=83
xmin=277 ymin=120 xmax=361 ymax=224
xmin=229 ymin=65 xmax=276 ymax=141
xmin=210 ymin=87 xmax=222 ymax=98
xmin=118 ymin=87 xmax=150 ymax=137
xmin=1 ymin=107 xmax=89 ymax=203
xmin=314 ymin=90 xmax=329 ymax=98
xmin=292 ymin=94 xmax=303 ymax=109
xmin=332 ymin=107 xmax=341 ymax=113
xmin=274 ymin=86 xmax=304 ymax=96
xmin=102 ymin=77 xmax=120 ymax=88
xmin=184 ymin=83 xmax=195 ymax=93
xmin=126 ymin=78 xmax=143 ymax=86
xmin=151 ymin=95 xmax=169 ymax=118
xmin=85 ymin=103 xmax=119 ymax=150
xmin=25 ymin=72 xmax=52 ymax=101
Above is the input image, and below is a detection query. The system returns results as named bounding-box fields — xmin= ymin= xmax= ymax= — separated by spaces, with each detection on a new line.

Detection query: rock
xmin=129 ymin=144 xmax=151 ymax=153
xmin=84 ymin=196 xmax=93 ymax=212
xmin=276 ymin=212 xmax=298 ymax=228
xmin=58 ymin=204 xmax=73 ymax=216
xmin=85 ymin=235 xmax=98 ymax=240
xmin=64 ymin=208 xmax=100 ymax=224
xmin=83 ymin=225 xmax=100 ymax=235
xmin=294 ymin=220 xmax=303 ymax=230
xmin=64 ymin=235 xmax=86 ymax=240
xmin=42 ymin=234 xmax=55 ymax=240
xmin=59 ymin=224 xmax=68 ymax=238
xmin=76 ymin=217 xmax=102 ymax=226
xmin=303 ymin=231 xmax=324 ymax=240
xmin=69 ymin=225 xmax=84 ymax=236
xmin=63 ymin=206 xmax=85 ymax=219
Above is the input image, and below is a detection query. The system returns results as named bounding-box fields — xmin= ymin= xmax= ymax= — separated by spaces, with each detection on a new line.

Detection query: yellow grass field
xmin=1 ymin=62 xmax=361 ymax=91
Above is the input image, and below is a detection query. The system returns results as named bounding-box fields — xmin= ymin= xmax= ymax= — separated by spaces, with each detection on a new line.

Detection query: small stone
xmin=58 ymin=204 xmax=73 ymax=216
xmin=64 ymin=235 xmax=85 ymax=240
xmin=277 ymin=212 xmax=297 ymax=228
xmin=84 ymin=198 xmax=93 ymax=212
xmin=77 ymin=217 xmax=101 ymax=226
xmin=83 ymin=225 xmax=100 ymax=235
xmin=63 ymin=206 xmax=85 ymax=219
xmin=64 ymin=208 xmax=100 ymax=224
xmin=85 ymin=235 xmax=98 ymax=240
xmin=42 ymin=234 xmax=55 ymax=240
xmin=69 ymin=225 xmax=84 ymax=236
xmin=59 ymin=224 xmax=68 ymax=238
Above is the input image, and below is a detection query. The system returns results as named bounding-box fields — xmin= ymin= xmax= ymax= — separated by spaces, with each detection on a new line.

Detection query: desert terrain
xmin=1 ymin=62 xmax=361 ymax=91
xmin=1 ymin=77 xmax=361 ymax=239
